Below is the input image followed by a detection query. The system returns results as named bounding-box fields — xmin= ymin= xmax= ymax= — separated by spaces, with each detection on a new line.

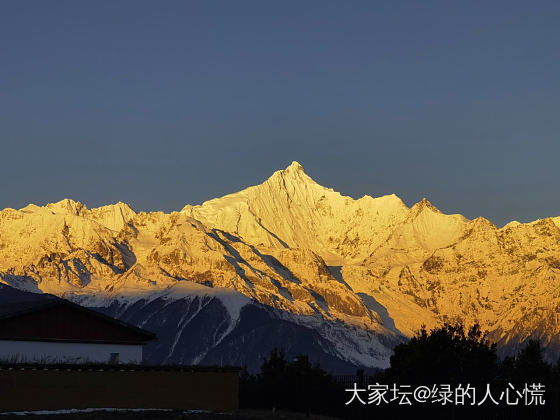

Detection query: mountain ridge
xmin=1 ymin=161 xmax=559 ymax=370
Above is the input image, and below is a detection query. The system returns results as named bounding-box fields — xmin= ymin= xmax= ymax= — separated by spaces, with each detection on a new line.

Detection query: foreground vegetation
xmin=2 ymin=324 xmax=558 ymax=419
xmin=241 ymin=323 xmax=560 ymax=419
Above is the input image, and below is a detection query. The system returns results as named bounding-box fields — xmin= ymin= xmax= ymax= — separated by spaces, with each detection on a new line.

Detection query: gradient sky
xmin=1 ymin=1 xmax=559 ymax=226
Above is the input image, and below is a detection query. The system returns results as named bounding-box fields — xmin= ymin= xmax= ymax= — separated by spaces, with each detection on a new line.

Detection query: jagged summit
xmin=182 ymin=162 xmax=409 ymax=264
xmin=19 ymin=198 xmax=135 ymax=215
xmin=265 ymin=160 xmax=316 ymax=187
xmin=271 ymin=160 xmax=306 ymax=176
xmin=46 ymin=198 xmax=87 ymax=215
xmin=14 ymin=199 xmax=136 ymax=232
xmin=286 ymin=160 xmax=305 ymax=172
xmin=502 ymin=220 xmax=521 ymax=229
xmin=2 ymin=161 xmax=560 ymax=369
xmin=408 ymin=197 xmax=442 ymax=217
xmin=471 ymin=216 xmax=497 ymax=230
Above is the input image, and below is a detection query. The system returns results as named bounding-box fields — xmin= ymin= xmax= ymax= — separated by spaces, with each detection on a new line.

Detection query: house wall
xmin=0 ymin=340 xmax=142 ymax=363
xmin=0 ymin=368 xmax=239 ymax=411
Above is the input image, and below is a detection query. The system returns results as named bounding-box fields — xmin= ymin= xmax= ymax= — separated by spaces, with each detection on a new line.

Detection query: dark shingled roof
xmin=0 ymin=284 xmax=59 ymax=318
xmin=0 ymin=283 xmax=156 ymax=342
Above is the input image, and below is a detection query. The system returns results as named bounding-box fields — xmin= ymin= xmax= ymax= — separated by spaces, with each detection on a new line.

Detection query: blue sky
xmin=1 ymin=1 xmax=559 ymax=226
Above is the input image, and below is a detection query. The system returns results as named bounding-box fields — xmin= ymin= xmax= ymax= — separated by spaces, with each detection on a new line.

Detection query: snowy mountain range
xmin=1 ymin=161 xmax=559 ymax=372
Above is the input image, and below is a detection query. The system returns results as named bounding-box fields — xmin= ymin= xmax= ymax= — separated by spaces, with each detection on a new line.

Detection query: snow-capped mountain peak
xmin=2 ymin=162 xmax=560 ymax=370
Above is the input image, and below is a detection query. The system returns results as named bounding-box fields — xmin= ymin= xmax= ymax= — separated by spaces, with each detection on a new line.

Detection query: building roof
xmin=0 ymin=283 xmax=57 ymax=306
xmin=0 ymin=284 xmax=156 ymax=344
xmin=0 ymin=300 xmax=57 ymax=319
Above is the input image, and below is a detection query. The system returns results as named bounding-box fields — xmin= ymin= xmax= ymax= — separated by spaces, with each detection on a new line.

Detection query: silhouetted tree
xmin=241 ymin=336 xmax=559 ymax=419
xmin=383 ymin=322 xmax=498 ymax=386
xmin=258 ymin=348 xmax=290 ymax=410
xmin=501 ymin=339 xmax=551 ymax=386
xmin=238 ymin=366 xmax=258 ymax=409
xmin=240 ymin=348 xmax=344 ymax=416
